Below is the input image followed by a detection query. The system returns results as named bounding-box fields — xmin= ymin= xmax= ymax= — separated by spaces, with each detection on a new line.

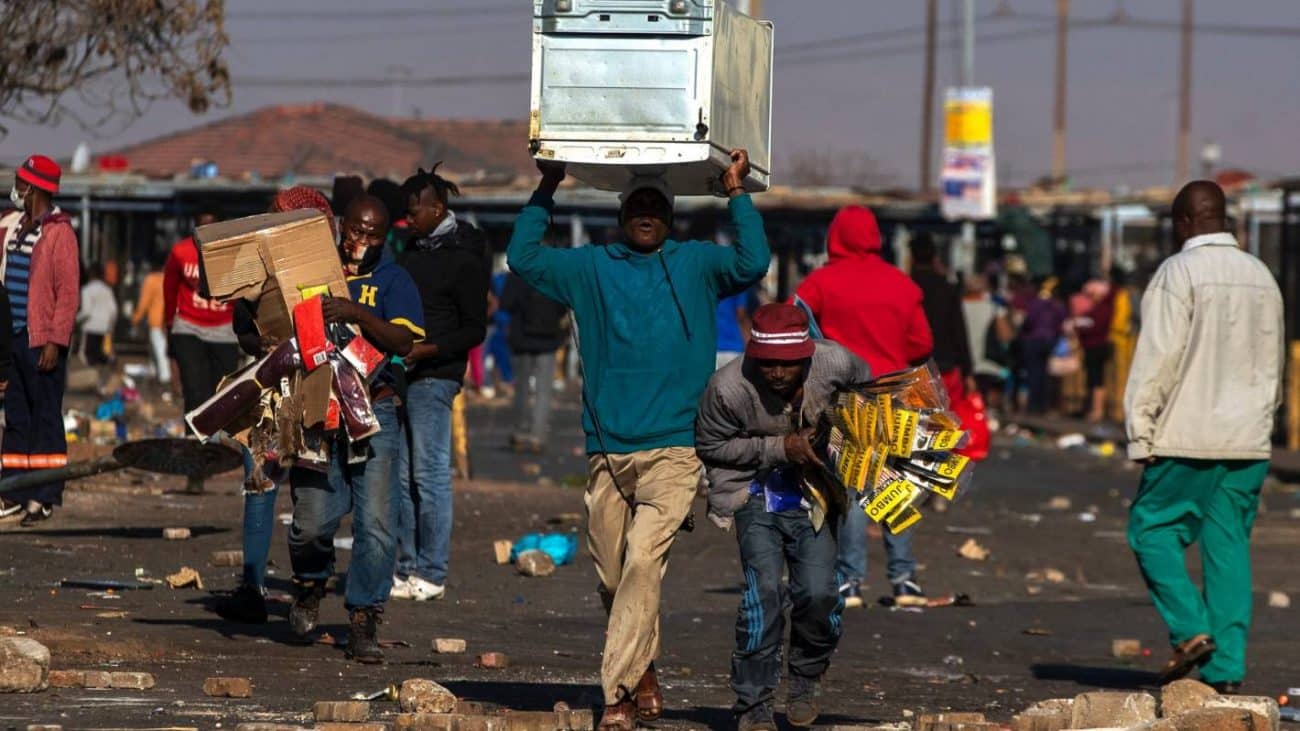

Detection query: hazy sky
xmin=2 ymin=0 xmax=1297 ymax=190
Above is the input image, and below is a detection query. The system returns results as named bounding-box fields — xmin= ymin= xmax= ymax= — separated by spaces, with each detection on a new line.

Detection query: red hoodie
xmin=794 ymin=206 xmax=933 ymax=376
xmin=162 ymin=237 xmax=233 ymax=331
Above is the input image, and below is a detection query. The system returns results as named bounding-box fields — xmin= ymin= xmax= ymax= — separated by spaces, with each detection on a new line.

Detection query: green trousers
xmin=1127 ymin=457 xmax=1267 ymax=684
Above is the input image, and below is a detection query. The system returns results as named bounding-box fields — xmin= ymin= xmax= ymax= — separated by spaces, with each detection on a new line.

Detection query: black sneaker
xmin=737 ymin=701 xmax=777 ymax=731
xmin=785 ymin=675 xmax=820 ymax=728
xmin=346 ymin=606 xmax=384 ymax=664
xmin=289 ymin=580 xmax=325 ymax=638
xmin=215 ymin=583 xmax=268 ymax=624
xmin=19 ymin=505 xmax=52 ymax=527
xmin=893 ymin=576 xmax=927 ymax=607
xmin=839 ymin=580 xmax=864 ymax=609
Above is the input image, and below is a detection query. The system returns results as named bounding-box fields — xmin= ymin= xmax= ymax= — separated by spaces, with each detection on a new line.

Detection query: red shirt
xmin=795 ymin=206 xmax=932 ymax=376
xmin=162 ymin=237 xmax=232 ymax=330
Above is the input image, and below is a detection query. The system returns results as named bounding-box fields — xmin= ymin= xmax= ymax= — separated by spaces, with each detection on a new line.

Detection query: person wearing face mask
xmin=284 ymin=194 xmax=426 ymax=664
xmin=0 ymin=155 xmax=80 ymax=525
xmin=507 ymin=150 xmax=769 ymax=731
xmin=390 ymin=164 xmax=489 ymax=603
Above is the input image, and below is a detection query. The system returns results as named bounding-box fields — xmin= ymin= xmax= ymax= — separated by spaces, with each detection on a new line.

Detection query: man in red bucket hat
xmin=0 ymin=155 xmax=81 ymax=525
xmin=696 ymin=303 xmax=872 ymax=730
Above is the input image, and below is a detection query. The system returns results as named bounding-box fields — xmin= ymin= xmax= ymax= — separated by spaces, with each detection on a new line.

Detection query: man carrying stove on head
xmin=508 ymin=150 xmax=769 ymax=730
xmin=696 ymin=303 xmax=872 ymax=731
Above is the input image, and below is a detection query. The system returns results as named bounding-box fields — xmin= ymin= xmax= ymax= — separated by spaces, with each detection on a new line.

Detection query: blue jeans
xmin=836 ymin=489 xmax=917 ymax=587
xmin=396 ymin=377 xmax=459 ymax=585
xmin=288 ymin=399 xmax=401 ymax=610
xmin=237 ymin=441 xmax=279 ymax=589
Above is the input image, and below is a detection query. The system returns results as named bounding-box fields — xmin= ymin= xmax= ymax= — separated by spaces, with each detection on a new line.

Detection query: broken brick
xmin=478 ymin=652 xmax=510 ymax=669
xmin=204 ymin=676 xmax=253 ymax=698
xmin=314 ymin=700 xmax=370 ymax=722
xmin=1160 ymin=679 xmax=1217 ymax=717
xmin=80 ymin=670 xmax=112 ymax=689
xmin=210 ymin=550 xmax=244 ymax=567
xmin=915 ymin=712 xmax=988 ymax=731
xmin=494 ymin=540 xmax=513 ymax=565
xmin=163 ymin=527 xmax=191 ymax=540
xmin=1111 ymin=638 xmax=1142 ymax=659
xmin=1070 ymin=691 xmax=1157 ymax=729
xmin=108 ymin=671 xmax=155 ymax=689
xmin=1204 ymin=696 xmax=1280 ymax=731
xmin=1011 ymin=698 xmax=1072 ymax=731
xmin=433 ymin=637 xmax=467 ymax=654
xmin=47 ymin=670 xmax=83 ymax=688
xmin=399 ymin=678 xmax=458 ymax=714
xmin=0 ymin=637 xmax=50 ymax=693
xmin=1169 ymin=707 xmax=1267 ymax=731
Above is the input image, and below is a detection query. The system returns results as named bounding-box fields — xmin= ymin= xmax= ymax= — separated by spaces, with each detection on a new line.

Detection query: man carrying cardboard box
xmin=508 ymin=150 xmax=769 ymax=730
xmin=285 ymin=195 xmax=427 ymax=664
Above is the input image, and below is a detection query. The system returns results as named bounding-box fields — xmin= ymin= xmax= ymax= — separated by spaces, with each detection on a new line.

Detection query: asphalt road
xmin=1 ymin=394 xmax=1297 ymax=729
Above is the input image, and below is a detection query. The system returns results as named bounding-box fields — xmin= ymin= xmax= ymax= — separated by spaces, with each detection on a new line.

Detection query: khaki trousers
xmin=585 ymin=446 xmax=699 ymax=705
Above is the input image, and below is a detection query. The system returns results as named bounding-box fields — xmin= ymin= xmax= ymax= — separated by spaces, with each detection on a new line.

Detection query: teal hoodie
xmin=507 ymin=191 xmax=770 ymax=454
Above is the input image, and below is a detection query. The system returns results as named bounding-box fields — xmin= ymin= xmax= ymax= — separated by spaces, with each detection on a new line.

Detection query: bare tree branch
xmin=0 ymin=0 xmax=230 ymax=139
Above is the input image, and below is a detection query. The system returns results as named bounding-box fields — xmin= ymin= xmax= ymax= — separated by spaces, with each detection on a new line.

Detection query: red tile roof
xmin=104 ymin=102 xmax=532 ymax=183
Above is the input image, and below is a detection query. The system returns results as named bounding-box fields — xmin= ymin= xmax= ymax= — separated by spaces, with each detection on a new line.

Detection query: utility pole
xmin=960 ymin=0 xmax=974 ymax=87
xmin=920 ymin=0 xmax=937 ymax=193
xmin=1052 ymin=0 xmax=1069 ymax=182
xmin=1176 ymin=0 xmax=1193 ymax=183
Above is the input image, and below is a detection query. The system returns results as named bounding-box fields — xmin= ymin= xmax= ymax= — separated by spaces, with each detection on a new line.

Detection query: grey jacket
xmin=695 ymin=341 xmax=872 ymax=528
xmin=1124 ymin=232 xmax=1284 ymax=461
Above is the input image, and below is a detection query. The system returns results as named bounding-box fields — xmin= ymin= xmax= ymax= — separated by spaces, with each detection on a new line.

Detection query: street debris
xmin=314 ymin=700 xmax=370 ymax=722
xmin=1023 ymin=627 xmax=1052 ymax=636
xmin=944 ymin=526 xmax=992 ymax=536
xmin=516 ymin=549 xmax=556 ymax=577
xmin=59 ymin=578 xmax=153 ymax=591
xmin=493 ymin=540 xmax=513 ymax=565
xmin=433 ymin=638 xmax=467 ymax=654
xmin=165 ymin=566 xmax=204 ymax=590
xmin=351 ymin=684 xmax=398 ymax=702
xmin=204 ymin=676 xmax=253 ymax=698
xmin=0 ymin=637 xmax=50 ymax=693
xmin=398 ymin=678 xmax=458 ymax=714
xmin=210 ymin=550 xmax=244 ymax=567
xmin=1025 ymin=568 xmax=1066 ymax=584
xmin=478 ymin=652 xmax=509 ymax=669
xmin=1069 ymin=691 xmax=1157 ymax=728
xmin=1111 ymin=638 xmax=1142 ymax=658
xmin=1269 ymin=591 xmax=1291 ymax=608
xmin=162 ymin=527 xmax=191 ymax=540
xmin=1056 ymin=433 xmax=1087 ymax=449
xmin=957 ymin=538 xmax=989 ymax=561
xmin=1044 ymin=496 xmax=1072 ymax=511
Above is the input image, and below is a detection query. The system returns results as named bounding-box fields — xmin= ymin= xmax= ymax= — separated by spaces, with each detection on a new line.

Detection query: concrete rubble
xmin=0 ymin=637 xmax=50 ymax=693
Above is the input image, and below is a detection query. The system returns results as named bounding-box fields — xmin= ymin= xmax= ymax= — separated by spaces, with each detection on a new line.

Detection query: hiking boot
xmin=215 ymin=583 xmax=268 ymax=624
xmin=346 ymin=606 xmax=384 ymax=664
xmin=785 ymin=675 xmax=820 ymax=727
xmin=839 ymin=580 xmax=864 ymax=609
xmin=893 ymin=576 xmax=927 ymax=607
xmin=737 ymin=701 xmax=777 ymax=731
xmin=289 ymin=580 xmax=326 ymax=638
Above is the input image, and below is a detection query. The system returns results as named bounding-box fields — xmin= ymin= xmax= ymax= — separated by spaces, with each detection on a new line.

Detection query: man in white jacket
xmin=1124 ymin=180 xmax=1283 ymax=693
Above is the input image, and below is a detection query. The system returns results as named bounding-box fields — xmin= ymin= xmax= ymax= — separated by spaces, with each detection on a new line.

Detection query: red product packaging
xmin=340 ymin=330 xmax=385 ymax=380
xmin=293 ymin=296 xmax=333 ymax=372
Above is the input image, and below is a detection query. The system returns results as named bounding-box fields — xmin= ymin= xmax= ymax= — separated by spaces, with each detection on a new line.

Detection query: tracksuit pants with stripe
xmin=731 ymin=496 xmax=843 ymax=713
xmin=2 ymin=330 xmax=69 ymax=505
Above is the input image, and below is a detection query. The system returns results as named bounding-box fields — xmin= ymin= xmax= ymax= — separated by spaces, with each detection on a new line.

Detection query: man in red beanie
xmin=0 ymin=155 xmax=81 ymax=524
xmin=794 ymin=206 xmax=933 ymax=608
xmin=696 ymin=303 xmax=871 ymax=731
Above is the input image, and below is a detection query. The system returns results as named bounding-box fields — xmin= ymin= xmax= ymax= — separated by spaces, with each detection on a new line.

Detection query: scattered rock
xmin=957 ymin=538 xmax=989 ymax=561
xmin=204 ymin=676 xmax=253 ymax=698
xmin=1112 ymin=638 xmax=1143 ymax=659
xmin=433 ymin=638 xmax=467 ymax=654
xmin=0 ymin=638 xmax=50 ymax=693
xmin=1204 ymin=695 xmax=1280 ymax=731
xmin=1161 ymin=706 xmax=1269 ymax=731
xmin=516 ymin=550 xmax=556 ymax=577
xmin=163 ymin=527 xmax=191 ymax=540
xmin=1044 ymin=496 xmax=1072 ymax=511
xmin=399 ymin=678 xmax=458 ymax=714
xmin=493 ymin=540 xmax=513 ymax=565
xmin=47 ymin=670 xmax=82 ymax=688
xmin=210 ymin=550 xmax=244 ymax=567
xmin=81 ymin=670 xmax=111 ymax=688
xmin=1268 ymin=591 xmax=1290 ymax=609
xmin=1011 ymin=698 xmax=1072 ymax=731
xmin=165 ymin=566 xmax=204 ymax=590
xmin=1070 ymin=691 xmax=1157 ymax=729
xmin=314 ymin=700 xmax=370 ymax=722
xmin=1161 ymin=678 xmax=1217 ymax=717
xmin=478 ymin=652 xmax=509 ymax=669
xmin=915 ymin=712 xmax=992 ymax=730
xmin=108 ymin=671 xmax=155 ymax=689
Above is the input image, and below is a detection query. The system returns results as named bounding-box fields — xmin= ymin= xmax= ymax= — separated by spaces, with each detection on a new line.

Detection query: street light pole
xmin=1176 ymin=0 xmax=1193 ymax=183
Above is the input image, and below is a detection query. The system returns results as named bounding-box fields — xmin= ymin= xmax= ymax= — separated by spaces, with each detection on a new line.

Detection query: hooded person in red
xmin=794 ymin=205 xmax=933 ymax=609
xmin=795 ymin=206 xmax=932 ymax=375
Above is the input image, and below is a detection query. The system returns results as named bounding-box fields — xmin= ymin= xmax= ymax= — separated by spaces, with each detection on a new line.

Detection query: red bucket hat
xmin=16 ymin=155 xmax=61 ymax=194
xmin=746 ymin=303 xmax=816 ymax=361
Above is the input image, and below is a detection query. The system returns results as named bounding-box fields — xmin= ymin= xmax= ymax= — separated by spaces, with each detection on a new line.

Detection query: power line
xmin=1005 ymin=10 xmax=1300 ymax=37
xmin=225 ymin=4 xmax=519 ymax=22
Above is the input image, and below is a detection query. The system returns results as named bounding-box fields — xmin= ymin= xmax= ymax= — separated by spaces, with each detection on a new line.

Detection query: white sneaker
xmin=408 ymin=576 xmax=445 ymax=601
xmin=389 ymin=575 xmax=414 ymax=600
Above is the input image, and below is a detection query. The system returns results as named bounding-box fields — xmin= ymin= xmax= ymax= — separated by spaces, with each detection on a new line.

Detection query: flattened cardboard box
xmin=196 ymin=209 xmax=349 ymax=339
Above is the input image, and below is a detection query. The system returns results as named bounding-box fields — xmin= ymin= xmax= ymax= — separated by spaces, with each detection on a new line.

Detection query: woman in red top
xmin=162 ymin=204 xmax=240 ymax=416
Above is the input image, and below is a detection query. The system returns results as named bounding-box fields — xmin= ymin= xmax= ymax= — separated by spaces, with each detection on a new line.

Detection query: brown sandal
xmin=634 ymin=663 xmax=663 ymax=722
xmin=598 ymin=696 xmax=636 ymax=731
xmin=1160 ymin=634 xmax=1216 ymax=683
